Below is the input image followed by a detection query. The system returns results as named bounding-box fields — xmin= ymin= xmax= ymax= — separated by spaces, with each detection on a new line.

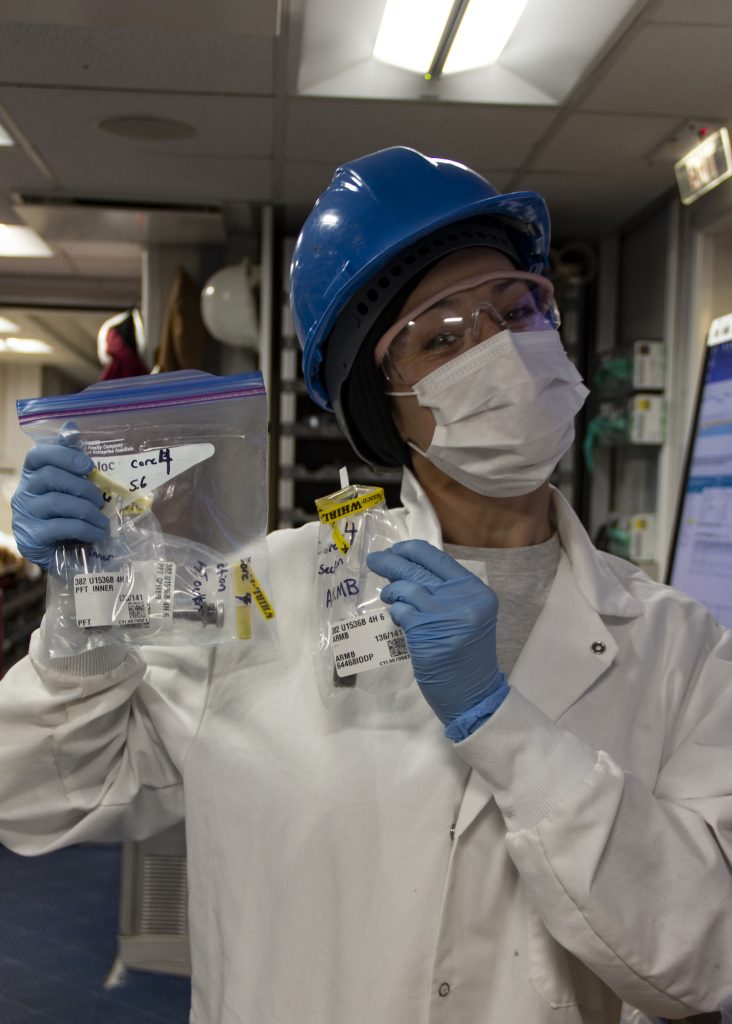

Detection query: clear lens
xmin=385 ymin=274 xmax=560 ymax=387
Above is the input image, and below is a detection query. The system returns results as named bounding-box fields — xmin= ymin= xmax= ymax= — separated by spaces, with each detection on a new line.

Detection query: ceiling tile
xmin=0 ymin=0 xmax=277 ymax=35
xmin=39 ymin=150 xmax=274 ymax=205
xmin=0 ymin=24 xmax=273 ymax=93
xmin=284 ymin=99 xmax=558 ymax=171
xmin=535 ymin=112 xmax=682 ymax=174
xmin=650 ymin=0 xmax=732 ymax=26
xmin=0 ymin=146 xmax=55 ymax=200
xmin=580 ymin=24 xmax=732 ymax=117
xmin=0 ymin=88 xmax=274 ymax=159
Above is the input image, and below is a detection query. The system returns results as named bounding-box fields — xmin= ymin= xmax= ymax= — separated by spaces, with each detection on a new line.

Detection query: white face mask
xmin=388 ymin=329 xmax=589 ymax=498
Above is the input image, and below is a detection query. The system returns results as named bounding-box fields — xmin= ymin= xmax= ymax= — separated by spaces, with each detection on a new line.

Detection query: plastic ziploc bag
xmin=313 ymin=469 xmax=412 ymax=707
xmin=17 ymin=370 xmax=277 ymax=659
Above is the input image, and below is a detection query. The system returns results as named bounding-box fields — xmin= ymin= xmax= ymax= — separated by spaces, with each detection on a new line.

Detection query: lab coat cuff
xmin=30 ymin=624 xmax=130 ymax=681
xmin=453 ymin=687 xmax=598 ymax=832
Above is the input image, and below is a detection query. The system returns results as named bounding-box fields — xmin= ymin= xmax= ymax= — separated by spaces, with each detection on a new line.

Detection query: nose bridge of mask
xmin=420 ymin=329 xmax=577 ymax=391
xmin=410 ymin=330 xmax=581 ymax=429
xmin=412 ymin=328 xmax=524 ymax=402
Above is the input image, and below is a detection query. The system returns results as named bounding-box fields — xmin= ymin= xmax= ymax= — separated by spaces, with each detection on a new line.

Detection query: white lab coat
xmin=0 ymin=471 xmax=731 ymax=1024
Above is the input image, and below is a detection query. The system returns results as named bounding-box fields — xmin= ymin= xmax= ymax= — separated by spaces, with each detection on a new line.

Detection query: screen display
xmin=668 ymin=335 xmax=732 ymax=627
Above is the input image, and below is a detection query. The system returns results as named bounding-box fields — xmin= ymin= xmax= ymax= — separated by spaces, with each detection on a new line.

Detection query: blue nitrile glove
xmin=10 ymin=443 xmax=108 ymax=569
xmin=367 ymin=540 xmax=508 ymax=733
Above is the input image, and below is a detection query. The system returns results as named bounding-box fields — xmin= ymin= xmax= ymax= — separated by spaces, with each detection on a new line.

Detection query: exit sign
xmin=675 ymin=127 xmax=732 ymax=205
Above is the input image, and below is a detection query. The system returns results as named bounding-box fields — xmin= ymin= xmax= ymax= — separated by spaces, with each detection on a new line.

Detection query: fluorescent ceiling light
xmin=0 ymin=123 xmax=14 ymax=146
xmin=0 ymin=337 xmax=53 ymax=354
xmin=373 ymin=0 xmax=527 ymax=76
xmin=0 ymin=224 xmax=54 ymax=258
xmin=0 ymin=315 xmax=20 ymax=333
xmin=373 ymin=0 xmax=453 ymax=74
xmin=443 ymin=0 xmax=528 ymax=73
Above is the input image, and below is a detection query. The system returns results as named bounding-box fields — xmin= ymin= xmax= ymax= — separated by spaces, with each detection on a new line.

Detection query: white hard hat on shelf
xmin=200 ymin=259 xmax=259 ymax=350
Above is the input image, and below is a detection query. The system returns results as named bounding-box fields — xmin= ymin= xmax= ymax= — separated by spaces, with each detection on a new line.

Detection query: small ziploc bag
xmin=313 ymin=469 xmax=412 ymax=707
xmin=17 ymin=370 xmax=277 ymax=659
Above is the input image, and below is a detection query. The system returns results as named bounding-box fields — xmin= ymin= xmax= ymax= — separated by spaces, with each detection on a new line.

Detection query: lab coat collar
xmin=548 ymin=486 xmax=644 ymax=619
xmin=399 ymin=470 xmax=643 ymax=621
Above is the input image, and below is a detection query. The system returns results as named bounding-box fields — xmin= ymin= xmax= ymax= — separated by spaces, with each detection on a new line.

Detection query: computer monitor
xmin=667 ymin=313 xmax=732 ymax=628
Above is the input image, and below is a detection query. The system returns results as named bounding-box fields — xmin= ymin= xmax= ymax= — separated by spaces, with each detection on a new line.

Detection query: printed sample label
xmin=73 ymin=561 xmax=175 ymax=628
xmin=315 ymin=487 xmax=385 ymax=525
xmin=90 ymin=443 xmax=215 ymax=510
xmin=315 ymin=488 xmax=385 ymax=554
xmin=330 ymin=611 xmax=410 ymax=677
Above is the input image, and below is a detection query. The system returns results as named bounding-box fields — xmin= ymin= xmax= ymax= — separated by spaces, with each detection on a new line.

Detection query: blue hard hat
xmin=290 ymin=146 xmax=550 ymax=411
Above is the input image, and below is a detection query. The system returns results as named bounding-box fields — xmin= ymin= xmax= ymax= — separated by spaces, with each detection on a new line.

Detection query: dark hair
xmin=340 ymin=282 xmax=421 ymax=468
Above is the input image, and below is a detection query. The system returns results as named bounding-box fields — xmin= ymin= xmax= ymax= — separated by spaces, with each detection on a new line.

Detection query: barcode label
xmin=330 ymin=611 xmax=411 ymax=678
xmin=386 ymin=635 xmax=408 ymax=660
xmin=73 ymin=562 xmax=175 ymax=629
xmin=123 ymin=600 xmax=148 ymax=623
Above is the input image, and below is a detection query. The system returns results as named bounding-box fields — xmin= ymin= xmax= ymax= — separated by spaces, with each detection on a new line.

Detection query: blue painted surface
xmin=0 ymin=843 xmax=191 ymax=1023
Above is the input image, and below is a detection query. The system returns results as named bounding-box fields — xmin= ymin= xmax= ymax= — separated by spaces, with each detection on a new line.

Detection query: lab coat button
xmin=591 ymin=640 xmax=606 ymax=654
xmin=449 ymin=823 xmax=456 ymax=841
xmin=438 ymin=982 xmax=450 ymax=997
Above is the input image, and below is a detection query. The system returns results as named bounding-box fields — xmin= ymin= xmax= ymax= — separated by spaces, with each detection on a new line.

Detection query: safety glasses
xmin=375 ymin=271 xmax=560 ymax=387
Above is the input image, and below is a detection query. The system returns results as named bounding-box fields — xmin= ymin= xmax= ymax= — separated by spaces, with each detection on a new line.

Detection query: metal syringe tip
xmin=173 ymin=601 xmax=225 ymax=628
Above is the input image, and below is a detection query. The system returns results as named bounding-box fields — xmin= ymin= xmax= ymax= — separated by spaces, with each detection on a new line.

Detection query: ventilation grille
xmin=140 ymin=854 xmax=189 ymax=935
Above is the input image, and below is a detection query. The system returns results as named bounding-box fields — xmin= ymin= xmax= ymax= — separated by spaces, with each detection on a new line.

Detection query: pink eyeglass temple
xmin=373 ymin=270 xmax=553 ymax=367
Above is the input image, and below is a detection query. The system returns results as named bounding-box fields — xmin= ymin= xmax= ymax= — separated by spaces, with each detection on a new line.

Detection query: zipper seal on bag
xmin=16 ymin=370 xmax=266 ymax=424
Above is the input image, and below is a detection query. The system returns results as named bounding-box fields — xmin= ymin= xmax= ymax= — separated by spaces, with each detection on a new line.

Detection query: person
xmin=4 ymin=146 xmax=732 ymax=1024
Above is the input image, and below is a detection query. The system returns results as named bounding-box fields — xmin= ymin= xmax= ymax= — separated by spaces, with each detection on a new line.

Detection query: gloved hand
xmin=367 ymin=540 xmax=505 ymax=728
xmin=11 ymin=443 xmax=108 ymax=569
